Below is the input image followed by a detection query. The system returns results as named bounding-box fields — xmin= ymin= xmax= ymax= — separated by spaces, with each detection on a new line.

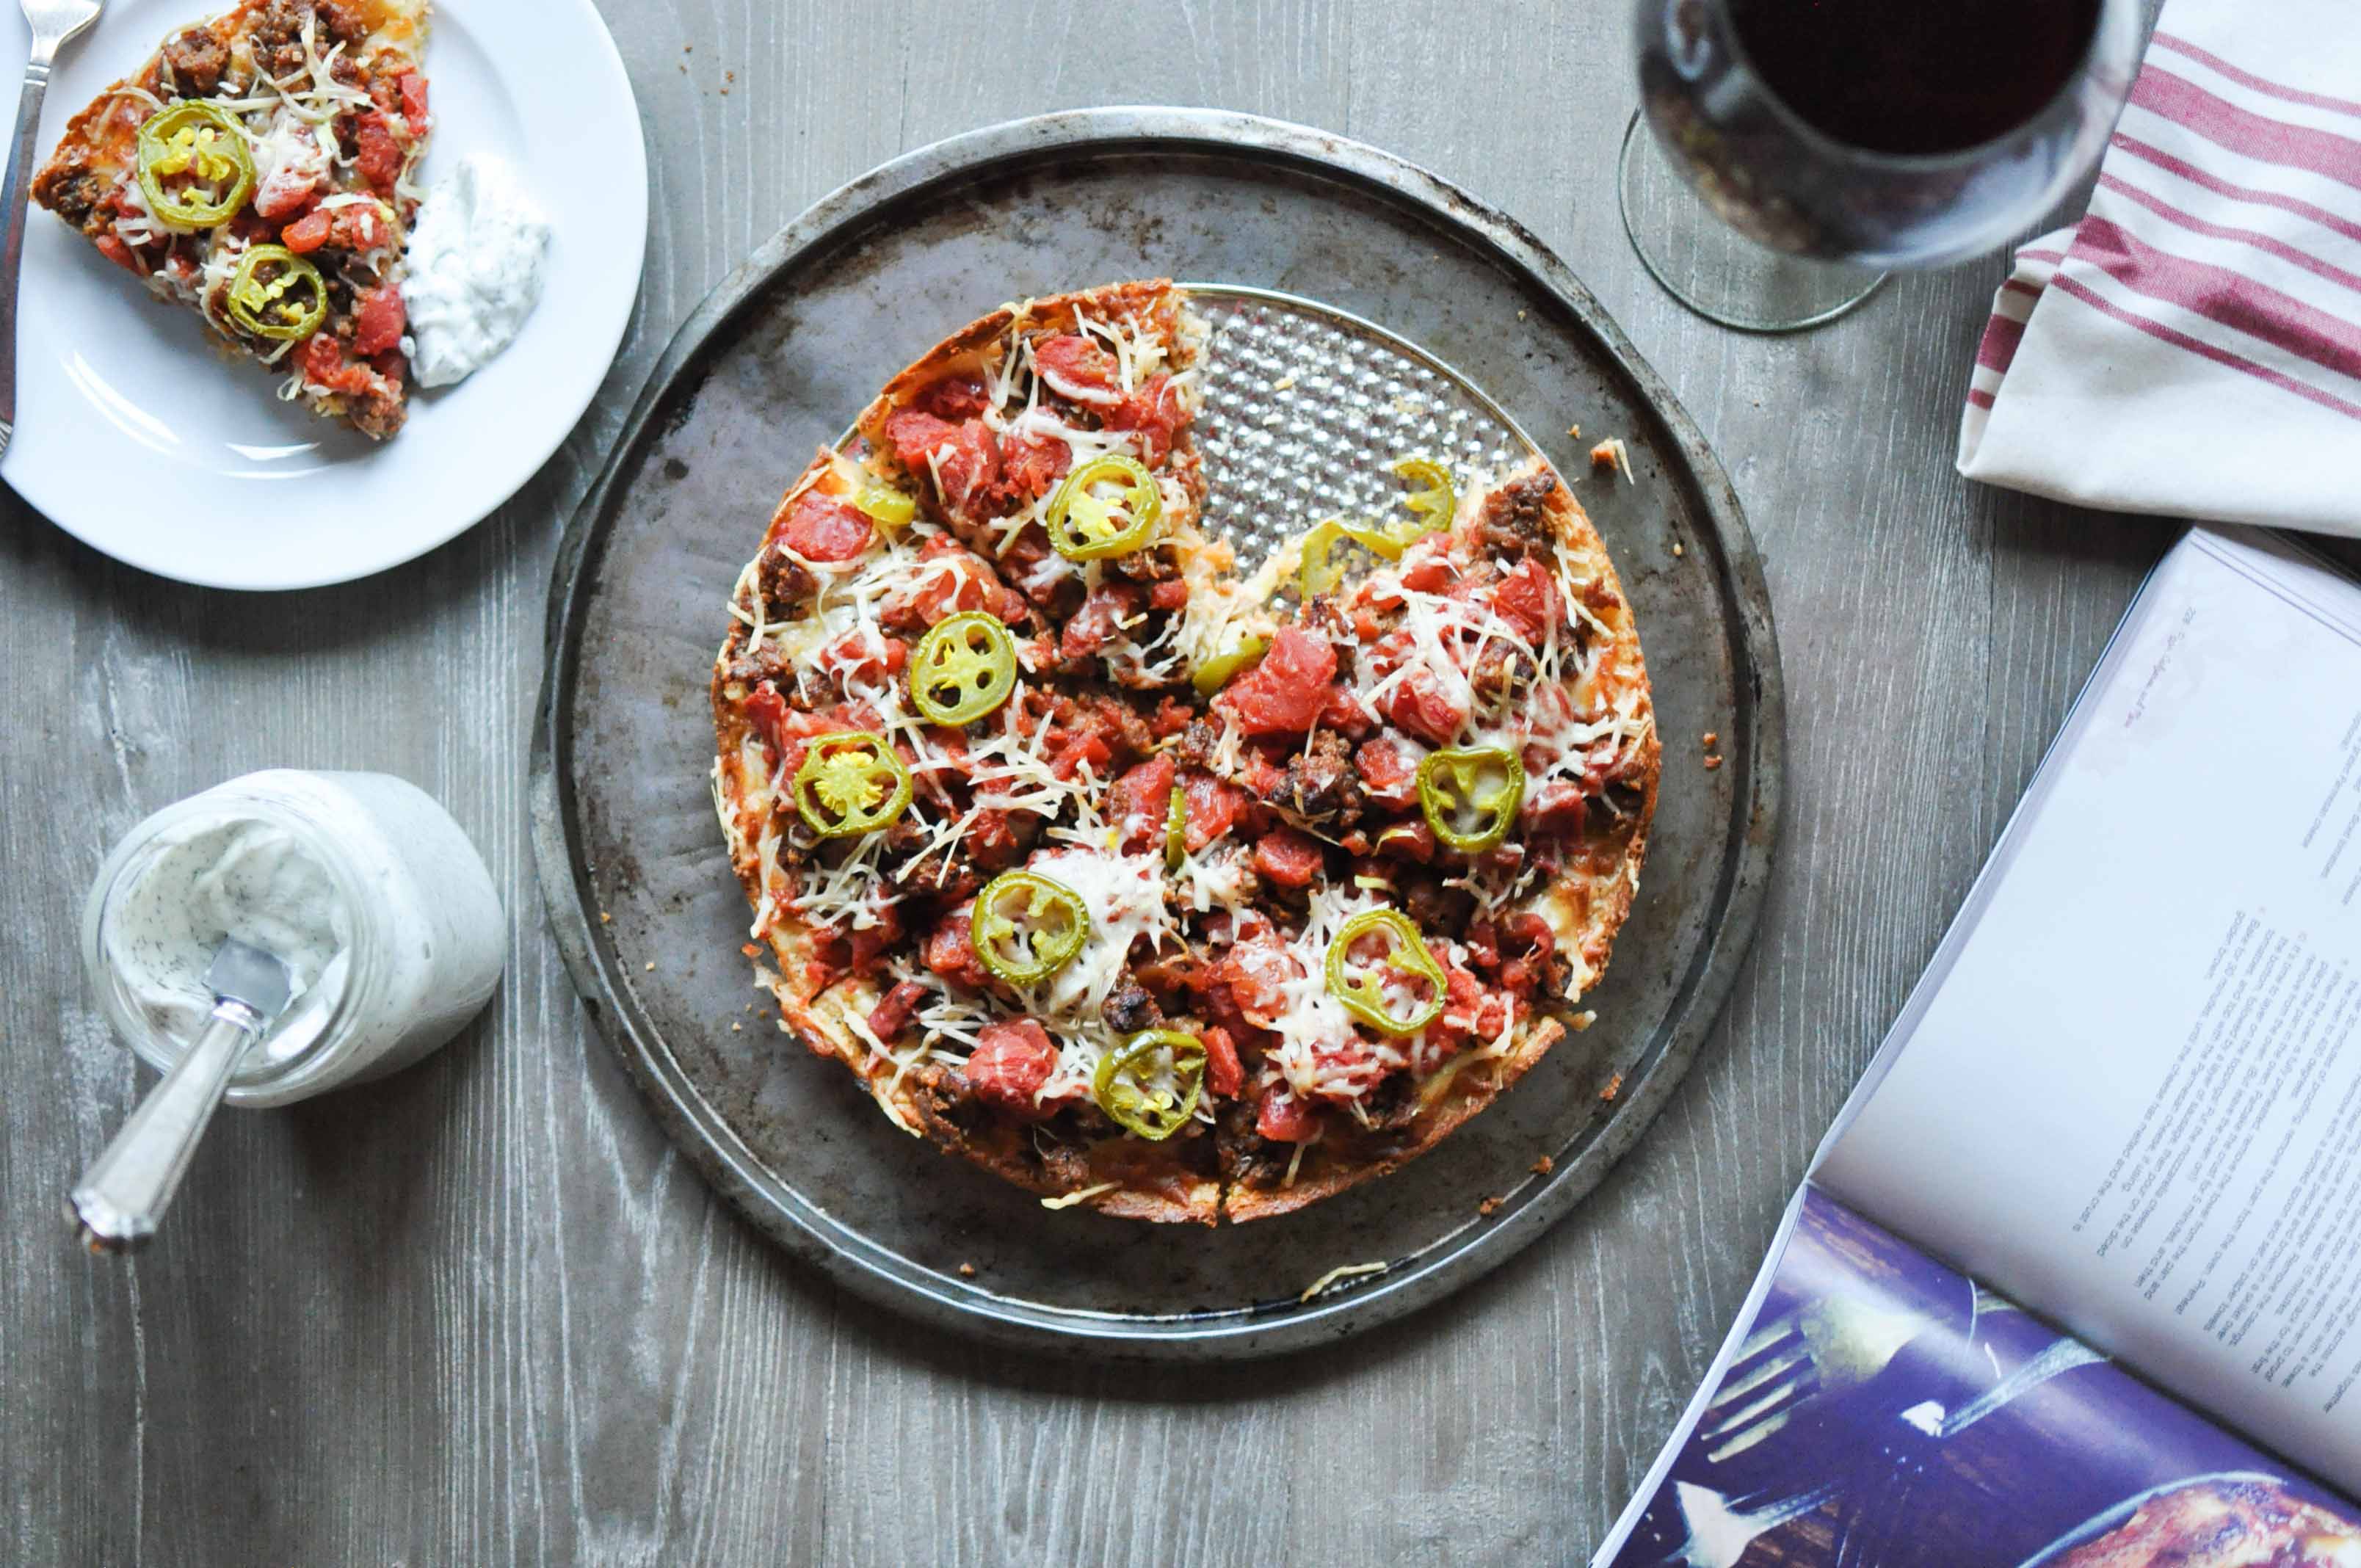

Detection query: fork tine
xmin=1700 ymin=1364 xmax=1820 ymax=1463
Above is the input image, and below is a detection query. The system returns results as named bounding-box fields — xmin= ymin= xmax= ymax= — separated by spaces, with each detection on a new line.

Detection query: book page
xmin=1593 ymin=1186 xmax=2361 ymax=1568
xmin=1813 ymin=529 xmax=2361 ymax=1497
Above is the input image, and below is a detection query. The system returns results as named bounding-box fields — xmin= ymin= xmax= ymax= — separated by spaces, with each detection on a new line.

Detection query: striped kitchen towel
xmin=1958 ymin=0 xmax=2361 ymax=539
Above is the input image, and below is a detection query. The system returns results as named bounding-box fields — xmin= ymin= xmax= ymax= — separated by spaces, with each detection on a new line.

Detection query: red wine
xmin=1726 ymin=0 xmax=2104 ymax=156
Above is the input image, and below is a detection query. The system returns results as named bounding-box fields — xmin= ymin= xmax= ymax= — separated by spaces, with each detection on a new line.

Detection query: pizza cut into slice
xmin=713 ymin=281 xmax=1229 ymax=1223
xmin=32 ymin=0 xmax=432 ymax=440
xmin=710 ymin=280 xmax=1661 ymax=1224
xmin=1185 ymin=458 xmax=1658 ymax=1222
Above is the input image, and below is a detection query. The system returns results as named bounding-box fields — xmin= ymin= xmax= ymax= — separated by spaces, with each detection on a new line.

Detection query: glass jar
xmin=81 ymin=769 xmax=506 ymax=1108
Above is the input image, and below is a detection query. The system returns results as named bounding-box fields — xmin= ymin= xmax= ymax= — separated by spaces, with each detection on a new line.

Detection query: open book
xmin=1595 ymin=529 xmax=2361 ymax=1568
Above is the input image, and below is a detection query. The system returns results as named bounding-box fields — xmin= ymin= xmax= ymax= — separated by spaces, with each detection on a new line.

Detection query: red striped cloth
xmin=1958 ymin=5 xmax=2361 ymax=538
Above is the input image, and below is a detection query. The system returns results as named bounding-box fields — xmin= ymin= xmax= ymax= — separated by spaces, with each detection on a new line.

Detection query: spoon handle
xmin=69 ymin=1001 xmax=261 ymax=1253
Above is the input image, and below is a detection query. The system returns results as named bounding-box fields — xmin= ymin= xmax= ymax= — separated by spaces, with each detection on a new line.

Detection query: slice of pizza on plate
xmin=32 ymin=0 xmax=432 ymax=440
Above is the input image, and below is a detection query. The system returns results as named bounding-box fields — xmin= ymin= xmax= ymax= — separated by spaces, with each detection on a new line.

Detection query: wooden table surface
xmin=2 ymin=0 xmax=2280 ymax=1562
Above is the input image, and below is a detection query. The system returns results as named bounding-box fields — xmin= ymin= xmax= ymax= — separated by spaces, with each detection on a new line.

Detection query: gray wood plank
xmin=0 ymin=0 xmax=2257 ymax=1562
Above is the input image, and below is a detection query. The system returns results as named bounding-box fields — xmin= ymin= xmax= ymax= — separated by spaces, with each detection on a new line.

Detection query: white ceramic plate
xmin=0 ymin=0 xmax=645 ymax=589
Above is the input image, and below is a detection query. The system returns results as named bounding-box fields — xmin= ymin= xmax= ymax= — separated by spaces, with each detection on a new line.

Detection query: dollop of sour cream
xmin=102 ymin=817 xmax=352 ymax=1061
xmin=402 ymin=155 xmax=551 ymax=388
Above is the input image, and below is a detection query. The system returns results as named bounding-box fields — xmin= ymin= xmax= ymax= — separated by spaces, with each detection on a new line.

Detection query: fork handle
xmin=0 ymin=46 xmax=62 ymax=463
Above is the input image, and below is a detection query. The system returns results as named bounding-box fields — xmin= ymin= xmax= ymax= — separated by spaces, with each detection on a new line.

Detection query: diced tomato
xmin=924 ymin=909 xmax=992 ymax=991
xmin=1031 ymin=333 xmax=1121 ymax=405
xmin=1428 ymin=960 xmax=1490 ymax=1051
xmin=1490 ymin=558 xmax=1561 ymax=645
xmin=1255 ymin=1089 xmax=1319 ymax=1142
xmin=967 ymin=1017 xmax=1059 ymax=1117
xmin=1150 ymin=696 xmax=1194 ymax=738
xmin=1059 ymin=582 xmax=1147 ymax=664
xmin=1498 ymin=912 xmax=1556 ymax=997
xmin=252 ymin=165 xmax=317 ymax=220
xmin=1520 ymin=778 xmax=1587 ymax=836
xmin=915 ymin=374 xmax=990 ymax=420
xmin=1108 ymin=755 xmax=1176 ymax=853
xmin=817 ymin=631 xmax=906 ymax=686
xmin=94 ymin=235 xmax=142 ymax=274
xmin=1203 ymin=1026 xmax=1244 ymax=1099
xmin=354 ymin=112 xmax=402 ymax=194
xmin=1252 ymin=827 xmax=1324 ymax=889
xmin=1103 ymin=372 xmax=1186 ymax=466
xmin=1216 ymin=625 xmax=1337 ymax=737
xmin=397 ymin=70 xmax=429 ymax=126
xmin=328 ymin=203 xmax=388 ymax=252
xmin=995 ymin=427 xmax=1072 ymax=504
xmin=297 ymin=333 xmax=372 ymax=395
xmin=1381 ymin=667 xmax=1468 ymax=747
xmin=967 ymin=808 xmax=1026 ymax=870
xmin=1372 ymin=817 xmax=1435 ymax=863
xmin=371 ymin=350 xmax=407 ymax=384
xmin=1180 ymin=770 xmax=1245 ymax=852
xmin=1048 ymin=728 xmax=1113 ymax=781
xmin=773 ymin=493 xmax=874 ymax=562
xmin=1401 ymin=553 xmax=1457 ymax=593
xmin=352 ymin=286 xmax=406 ymax=357
xmin=1356 ymin=734 xmax=1426 ymax=810
xmin=741 ymin=683 xmax=794 ymax=755
xmin=1241 ymin=751 xmax=1286 ymax=801
xmin=846 ymin=904 xmax=902 ymax=976
xmin=1150 ymin=578 xmax=1189 ymax=611
xmin=1316 ymin=683 xmax=1374 ymax=739
xmin=280 ymin=208 xmax=332 ymax=253
xmin=882 ymin=409 xmax=1001 ymax=517
xmin=1216 ymin=925 xmax=1298 ymax=1023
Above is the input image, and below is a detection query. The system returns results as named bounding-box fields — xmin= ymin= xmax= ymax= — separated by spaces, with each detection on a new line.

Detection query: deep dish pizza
xmin=710 ymin=280 xmax=1658 ymax=1224
xmin=32 ymin=0 xmax=431 ymax=440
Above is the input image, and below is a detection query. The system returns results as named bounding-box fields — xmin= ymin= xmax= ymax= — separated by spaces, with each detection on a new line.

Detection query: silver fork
xmin=1697 ymin=1296 xmax=1933 ymax=1466
xmin=0 ymin=0 xmax=101 ymax=461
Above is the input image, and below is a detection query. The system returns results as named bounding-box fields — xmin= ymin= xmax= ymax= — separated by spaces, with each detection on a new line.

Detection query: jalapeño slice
xmin=910 ymin=611 xmax=1018 ymax=726
xmin=1189 ymin=635 xmax=1268 ymax=697
xmin=1298 ymin=518 xmax=1406 ymax=598
xmin=1417 ymin=745 xmax=1526 ymax=854
xmin=1092 ymin=1029 xmax=1207 ymax=1141
xmin=791 ymin=732 xmax=912 ymax=838
xmin=1324 ymin=909 xmax=1447 ymax=1037
xmin=854 ymin=484 xmax=917 ymax=530
xmin=135 ymin=101 xmax=256 ymax=231
xmin=225 ymin=245 xmax=327 ymax=341
xmin=1164 ymin=785 xmax=1186 ymax=874
xmin=1046 ymin=454 xmax=1161 ymax=559
xmin=972 ymin=870 xmax=1089 ymax=988
xmin=1390 ymin=457 xmax=1457 ymax=540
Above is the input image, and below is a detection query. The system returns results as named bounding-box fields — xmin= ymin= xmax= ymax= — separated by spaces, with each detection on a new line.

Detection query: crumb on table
xmin=1567 ymin=423 xmax=1581 ymax=440
xmin=1478 ymin=1197 xmax=1501 ymax=1217
xmin=600 ymin=910 xmax=612 ymax=924
xmin=1702 ymin=731 xmax=1719 ymax=748
xmin=1672 ymin=541 xmax=1684 ymax=558
xmin=1601 ymin=1072 xmax=1625 ymax=1103
xmin=1271 ymin=372 xmax=1296 ymax=391
xmin=1590 ymin=438 xmax=1635 ymax=483
xmin=645 ymin=962 xmax=656 ymax=972
xmin=1705 ymin=755 xmax=1724 ymax=771
xmin=1531 ymin=1155 xmax=1555 ymax=1176
xmin=958 ymin=1262 xmax=977 ymax=1279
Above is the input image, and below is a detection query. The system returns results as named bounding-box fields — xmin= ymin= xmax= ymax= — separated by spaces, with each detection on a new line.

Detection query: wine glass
xmin=1621 ymin=0 xmax=2144 ymax=332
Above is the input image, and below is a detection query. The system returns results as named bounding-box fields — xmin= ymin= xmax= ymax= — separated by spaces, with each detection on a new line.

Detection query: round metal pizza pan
xmin=528 ymin=108 xmax=1785 ymax=1360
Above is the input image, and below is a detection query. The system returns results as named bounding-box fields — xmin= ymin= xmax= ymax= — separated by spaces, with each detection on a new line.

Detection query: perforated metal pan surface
xmin=529 ymin=109 xmax=1784 ymax=1360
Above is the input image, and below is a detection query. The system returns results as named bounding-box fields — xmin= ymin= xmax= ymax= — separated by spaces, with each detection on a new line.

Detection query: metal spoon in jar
xmin=69 ymin=937 xmax=293 ymax=1252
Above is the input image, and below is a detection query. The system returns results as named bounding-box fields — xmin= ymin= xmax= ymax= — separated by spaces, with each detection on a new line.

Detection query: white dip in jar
xmin=82 ymin=770 xmax=507 ymax=1108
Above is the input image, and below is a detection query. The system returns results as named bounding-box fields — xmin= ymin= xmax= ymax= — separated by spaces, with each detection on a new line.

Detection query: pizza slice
xmin=32 ymin=0 xmax=432 ymax=440
xmin=1193 ymin=459 xmax=1658 ymax=1221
